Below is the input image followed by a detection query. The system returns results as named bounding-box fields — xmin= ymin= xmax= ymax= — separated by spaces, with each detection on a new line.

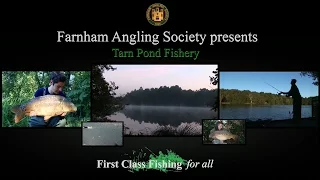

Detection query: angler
xmin=11 ymin=72 xmax=77 ymax=127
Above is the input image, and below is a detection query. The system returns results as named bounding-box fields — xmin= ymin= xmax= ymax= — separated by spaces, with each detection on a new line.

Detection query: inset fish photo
xmin=82 ymin=122 xmax=123 ymax=146
xmin=202 ymin=119 xmax=246 ymax=145
xmin=2 ymin=71 xmax=91 ymax=128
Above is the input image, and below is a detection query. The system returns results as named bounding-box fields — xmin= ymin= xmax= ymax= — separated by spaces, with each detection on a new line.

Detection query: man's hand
xmin=29 ymin=111 xmax=36 ymax=116
xmin=56 ymin=119 xmax=66 ymax=127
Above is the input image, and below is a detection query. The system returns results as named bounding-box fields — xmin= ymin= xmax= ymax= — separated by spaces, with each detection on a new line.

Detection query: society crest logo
xmin=146 ymin=3 xmax=169 ymax=26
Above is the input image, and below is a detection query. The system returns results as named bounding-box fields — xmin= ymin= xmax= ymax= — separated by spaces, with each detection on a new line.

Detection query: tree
xmin=123 ymin=85 xmax=215 ymax=107
xmin=219 ymin=88 xmax=313 ymax=105
xmin=91 ymin=65 xmax=124 ymax=120
xmin=300 ymin=71 xmax=318 ymax=86
xmin=2 ymin=71 xmax=91 ymax=127
xmin=248 ymin=93 xmax=253 ymax=104
xmin=209 ymin=68 xmax=219 ymax=112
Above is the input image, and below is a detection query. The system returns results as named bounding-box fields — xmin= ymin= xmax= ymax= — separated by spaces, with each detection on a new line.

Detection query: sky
xmin=220 ymin=72 xmax=318 ymax=98
xmin=103 ymin=65 xmax=218 ymax=96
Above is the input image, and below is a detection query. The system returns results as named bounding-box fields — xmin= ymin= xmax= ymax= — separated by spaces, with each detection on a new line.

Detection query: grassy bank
xmin=150 ymin=123 xmax=201 ymax=136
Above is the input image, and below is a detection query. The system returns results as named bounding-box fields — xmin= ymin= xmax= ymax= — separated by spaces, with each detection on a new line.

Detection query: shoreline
xmin=95 ymin=117 xmax=318 ymax=128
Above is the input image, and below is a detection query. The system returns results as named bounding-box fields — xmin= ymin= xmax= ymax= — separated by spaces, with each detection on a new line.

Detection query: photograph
xmin=219 ymin=71 xmax=318 ymax=127
xmin=202 ymin=119 xmax=246 ymax=145
xmin=91 ymin=64 xmax=219 ymax=136
xmin=2 ymin=71 xmax=91 ymax=128
xmin=82 ymin=122 xmax=123 ymax=146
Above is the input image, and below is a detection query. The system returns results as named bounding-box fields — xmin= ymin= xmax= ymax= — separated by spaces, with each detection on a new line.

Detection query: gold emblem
xmin=146 ymin=3 xmax=169 ymax=26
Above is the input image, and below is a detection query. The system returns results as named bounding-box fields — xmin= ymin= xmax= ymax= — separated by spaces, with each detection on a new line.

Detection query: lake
xmin=220 ymin=105 xmax=312 ymax=120
xmin=82 ymin=122 xmax=123 ymax=146
xmin=107 ymin=105 xmax=217 ymax=136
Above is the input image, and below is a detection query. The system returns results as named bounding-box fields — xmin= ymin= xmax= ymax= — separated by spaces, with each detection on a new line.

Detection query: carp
xmin=209 ymin=130 xmax=238 ymax=141
xmin=11 ymin=95 xmax=77 ymax=123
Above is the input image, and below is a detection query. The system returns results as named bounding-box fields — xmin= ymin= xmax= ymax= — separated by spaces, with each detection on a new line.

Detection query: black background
xmin=1 ymin=0 xmax=319 ymax=177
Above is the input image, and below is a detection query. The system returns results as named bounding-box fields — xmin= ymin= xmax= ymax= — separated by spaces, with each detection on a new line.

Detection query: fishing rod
xmin=264 ymin=82 xmax=283 ymax=95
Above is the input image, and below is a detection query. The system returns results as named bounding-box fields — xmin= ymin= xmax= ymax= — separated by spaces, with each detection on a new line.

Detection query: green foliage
xmin=146 ymin=150 xmax=187 ymax=173
xmin=220 ymin=89 xmax=314 ymax=105
xmin=202 ymin=120 xmax=217 ymax=143
xmin=228 ymin=120 xmax=245 ymax=144
xmin=2 ymin=71 xmax=90 ymax=127
xmin=91 ymin=65 xmax=124 ymax=119
xmin=66 ymin=71 xmax=91 ymax=119
xmin=127 ymin=147 xmax=187 ymax=173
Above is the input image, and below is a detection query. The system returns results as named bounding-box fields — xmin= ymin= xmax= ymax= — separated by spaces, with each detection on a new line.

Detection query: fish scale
xmin=209 ymin=130 xmax=237 ymax=141
xmin=11 ymin=95 xmax=77 ymax=123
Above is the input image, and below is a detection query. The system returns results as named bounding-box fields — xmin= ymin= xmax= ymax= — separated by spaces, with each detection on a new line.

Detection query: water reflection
xmin=220 ymin=105 xmax=312 ymax=120
xmin=107 ymin=105 xmax=215 ymax=136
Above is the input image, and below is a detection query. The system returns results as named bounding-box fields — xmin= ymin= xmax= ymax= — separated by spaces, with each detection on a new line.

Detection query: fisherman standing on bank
xmin=29 ymin=72 xmax=68 ymax=127
xmin=279 ymin=79 xmax=302 ymax=121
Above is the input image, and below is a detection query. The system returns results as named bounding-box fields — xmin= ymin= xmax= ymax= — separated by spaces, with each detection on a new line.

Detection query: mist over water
xmin=108 ymin=105 xmax=217 ymax=135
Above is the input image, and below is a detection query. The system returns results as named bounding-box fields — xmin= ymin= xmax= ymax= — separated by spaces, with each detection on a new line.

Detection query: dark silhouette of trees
xmin=123 ymin=85 xmax=217 ymax=107
xmin=220 ymin=89 xmax=313 ymax=105
xmin=91 ymin=65 xmax=220 ymax=122
xmin=209 ymin=68 xmax=219 ymax=112
xmin=92 ymin=65 xmax=124 ymax=120
xmin=300 ymin=71 xmax=318 ymax=86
